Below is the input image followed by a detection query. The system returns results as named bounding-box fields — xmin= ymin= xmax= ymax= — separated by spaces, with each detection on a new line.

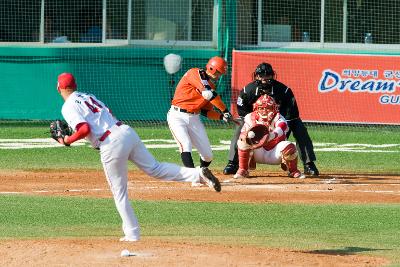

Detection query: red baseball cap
xmin=57 ymin=72 xmax=77 ymax=90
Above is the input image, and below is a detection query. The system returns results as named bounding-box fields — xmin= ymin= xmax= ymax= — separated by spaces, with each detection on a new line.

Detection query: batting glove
xmin=221 ymin=110 xmax=233 ymax=123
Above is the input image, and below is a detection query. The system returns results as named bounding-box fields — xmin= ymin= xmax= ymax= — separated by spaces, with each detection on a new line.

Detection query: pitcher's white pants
xmin=100 ymin=124 xmax=201 ymax=240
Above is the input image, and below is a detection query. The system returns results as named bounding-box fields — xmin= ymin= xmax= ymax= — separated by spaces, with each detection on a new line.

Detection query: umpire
xmin=223 ymin=62 xmax=319 ymax=176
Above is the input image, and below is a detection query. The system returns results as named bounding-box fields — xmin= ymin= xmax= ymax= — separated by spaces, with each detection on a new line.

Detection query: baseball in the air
xmin=163 ymin=53 xmax=182 ymax=75
xmin=247 ymin=131 xmax=255 ymax=138
xmin=120 ymin=249 xmax=130 ymax=257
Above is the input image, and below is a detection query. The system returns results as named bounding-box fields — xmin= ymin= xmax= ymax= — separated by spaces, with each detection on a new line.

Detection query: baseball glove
xmin=245 ymin=124 xmax=270 ymax=149
xmin=50 ymin=120 xmax=73 ymax=146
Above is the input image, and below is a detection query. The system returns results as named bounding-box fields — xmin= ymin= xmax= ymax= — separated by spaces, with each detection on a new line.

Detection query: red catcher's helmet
xmin=57 ymin=72 xmax=77 ymax=91
xmin=253 ymin=95 xmax=278 ymax=122
xmin=206 ymin=56 xmax=227 ymax=75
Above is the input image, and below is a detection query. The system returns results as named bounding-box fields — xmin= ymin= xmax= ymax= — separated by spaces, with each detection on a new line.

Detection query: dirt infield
xmin=1 ymin=169 xmax=399 ymax=266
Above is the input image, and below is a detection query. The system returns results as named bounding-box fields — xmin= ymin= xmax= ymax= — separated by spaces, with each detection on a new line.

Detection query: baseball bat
xmin=232 ymin=118 xmax=241 ymax=126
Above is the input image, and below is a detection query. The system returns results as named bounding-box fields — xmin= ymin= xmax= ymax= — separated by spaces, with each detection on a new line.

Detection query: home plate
xmin=322 ymin=178 xmax=338 ymax=184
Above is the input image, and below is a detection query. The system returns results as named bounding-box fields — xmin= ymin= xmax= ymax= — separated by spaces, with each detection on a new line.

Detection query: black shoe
xmin=200 ymin=167 xmax=221 ymax=192
xmin=223 ymin=161 xmax=238 ymax=175
xmin=304 ymin=162 xmax=319 ymax=176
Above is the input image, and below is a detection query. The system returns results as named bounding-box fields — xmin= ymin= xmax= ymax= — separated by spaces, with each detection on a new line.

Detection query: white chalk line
xmin=0 ymin=138 xmax=399 ymax=153
xmin=1 ymin=182 xmax=400 ymax=195
xmin=0 ymin=188 xmax=107 ymax=195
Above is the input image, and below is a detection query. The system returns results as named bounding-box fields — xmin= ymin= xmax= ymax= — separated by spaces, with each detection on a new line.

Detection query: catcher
xmin=234 ymin=95 xmax=304 ymax=179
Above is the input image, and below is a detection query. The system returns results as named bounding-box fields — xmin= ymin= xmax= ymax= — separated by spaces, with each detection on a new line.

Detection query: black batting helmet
xmin=253 ymin=63 xmax=275 ymax=79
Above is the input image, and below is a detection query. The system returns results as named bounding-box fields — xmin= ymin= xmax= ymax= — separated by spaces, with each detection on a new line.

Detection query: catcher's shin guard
xmin=281 ymin=143 xmax=301 ymax=177
xmin=238 ymin=149 xmax=250 ymax=171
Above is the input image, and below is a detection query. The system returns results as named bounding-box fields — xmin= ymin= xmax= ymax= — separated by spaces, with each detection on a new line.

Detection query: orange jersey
xmin=172 ymin=68 xmax=226 ymax=113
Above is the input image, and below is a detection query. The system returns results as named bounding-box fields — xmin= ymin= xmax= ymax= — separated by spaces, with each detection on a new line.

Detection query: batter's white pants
xmin=167 ymin=107 xmax=213 ymax=162
xmin=253 ymin=141 xmax=292 ymax=165
xmin=99 ymin=124 xmax=202 ymax=240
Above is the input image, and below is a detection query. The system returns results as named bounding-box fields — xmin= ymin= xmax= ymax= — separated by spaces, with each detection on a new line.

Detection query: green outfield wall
xmin=0 ymin=46 xmax=231 ymax=121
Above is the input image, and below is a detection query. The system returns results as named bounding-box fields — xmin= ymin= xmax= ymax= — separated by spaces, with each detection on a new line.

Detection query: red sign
xmin=231 ymin=50 xmax=400 ymax=125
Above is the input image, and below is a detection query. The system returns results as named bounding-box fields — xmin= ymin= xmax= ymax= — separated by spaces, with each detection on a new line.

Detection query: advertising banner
xmin=232 ymin=50 xmax=400 ymax=125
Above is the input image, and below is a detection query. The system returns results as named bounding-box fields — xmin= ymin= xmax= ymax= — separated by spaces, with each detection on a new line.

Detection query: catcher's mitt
xmin=50 ymin=120 xmax=73 ymax=146
xmin=245 ymin=124 xmax=270 ymax=149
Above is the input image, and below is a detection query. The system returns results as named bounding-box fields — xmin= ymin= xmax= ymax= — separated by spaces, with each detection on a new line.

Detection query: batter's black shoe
xmin=200 ymin=167 xmax=221 ymax=192
xmin=304 ymin=162 xmax=319 ymax=176
xmin=223 ymin=161 xmax=238 ymax=175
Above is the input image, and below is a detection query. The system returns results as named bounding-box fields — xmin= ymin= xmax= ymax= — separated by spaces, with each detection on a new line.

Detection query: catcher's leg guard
xmin=234 ymin=149 xmax=250 ymax=178
xmin=238 ymin=149 xmax=250 ymax=171
xmin=281 ymin=143 xmax=302 ymax=178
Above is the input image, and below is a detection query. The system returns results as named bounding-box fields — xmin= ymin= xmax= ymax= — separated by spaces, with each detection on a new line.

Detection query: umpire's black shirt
xmin=236 ymin=80 xmax=300 ymax=121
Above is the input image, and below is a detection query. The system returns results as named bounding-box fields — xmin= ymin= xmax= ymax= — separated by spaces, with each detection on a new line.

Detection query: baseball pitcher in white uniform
xmin=55 ymin=72 xmax=221 ymax=242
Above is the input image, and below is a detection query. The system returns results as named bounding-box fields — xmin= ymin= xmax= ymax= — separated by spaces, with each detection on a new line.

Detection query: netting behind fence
xmin=1 ymin=1 xmax=399 ymax=122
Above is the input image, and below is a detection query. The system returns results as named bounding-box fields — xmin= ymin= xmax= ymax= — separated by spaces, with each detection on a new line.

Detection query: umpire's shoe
xmin=304 ymin=162 xmax=319 ymax=176
xmin=223 ymin=161 xmax=239 ymax=175
xmin=200 ymin=167 xmax=221 ymax=192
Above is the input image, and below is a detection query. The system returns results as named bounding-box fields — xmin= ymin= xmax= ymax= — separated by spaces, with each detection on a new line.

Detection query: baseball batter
xmin=234 ymin=95 xmax=304 ymax=179
xmin=55 ymin=72 xmax=221 ymax=242
xmin=167 ymin=56 xmax=233 ymax=169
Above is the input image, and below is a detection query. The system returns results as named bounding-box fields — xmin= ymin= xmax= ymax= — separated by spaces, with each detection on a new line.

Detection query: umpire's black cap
xmin=254 ymin=62 xmax=275 ymax=77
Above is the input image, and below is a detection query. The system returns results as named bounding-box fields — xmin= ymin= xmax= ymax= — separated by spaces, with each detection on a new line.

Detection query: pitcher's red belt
xmin=99 ymin=121 xmax=123 ymax=142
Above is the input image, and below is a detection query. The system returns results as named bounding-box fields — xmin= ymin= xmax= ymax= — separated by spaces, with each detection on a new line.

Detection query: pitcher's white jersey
xmin=56 ymin=73 xmax=221 ymax=242
xmin=61 ymin=91 xmax=118 ymax=148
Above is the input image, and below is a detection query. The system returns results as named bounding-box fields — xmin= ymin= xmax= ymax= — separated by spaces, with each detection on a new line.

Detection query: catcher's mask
xmin=206 ymin=56 xmax=227 ymax=77
xmin=253 ymin=95 xmax=278 ymax=122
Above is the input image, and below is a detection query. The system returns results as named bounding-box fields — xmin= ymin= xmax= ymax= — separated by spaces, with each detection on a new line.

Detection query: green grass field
xmin=0 ymin=123 xmax=399 ymax=173
xmin=0 ymin=123 xmax=399 ymax=265
xmin=0 ymin=195 xmax=399 ymax=264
